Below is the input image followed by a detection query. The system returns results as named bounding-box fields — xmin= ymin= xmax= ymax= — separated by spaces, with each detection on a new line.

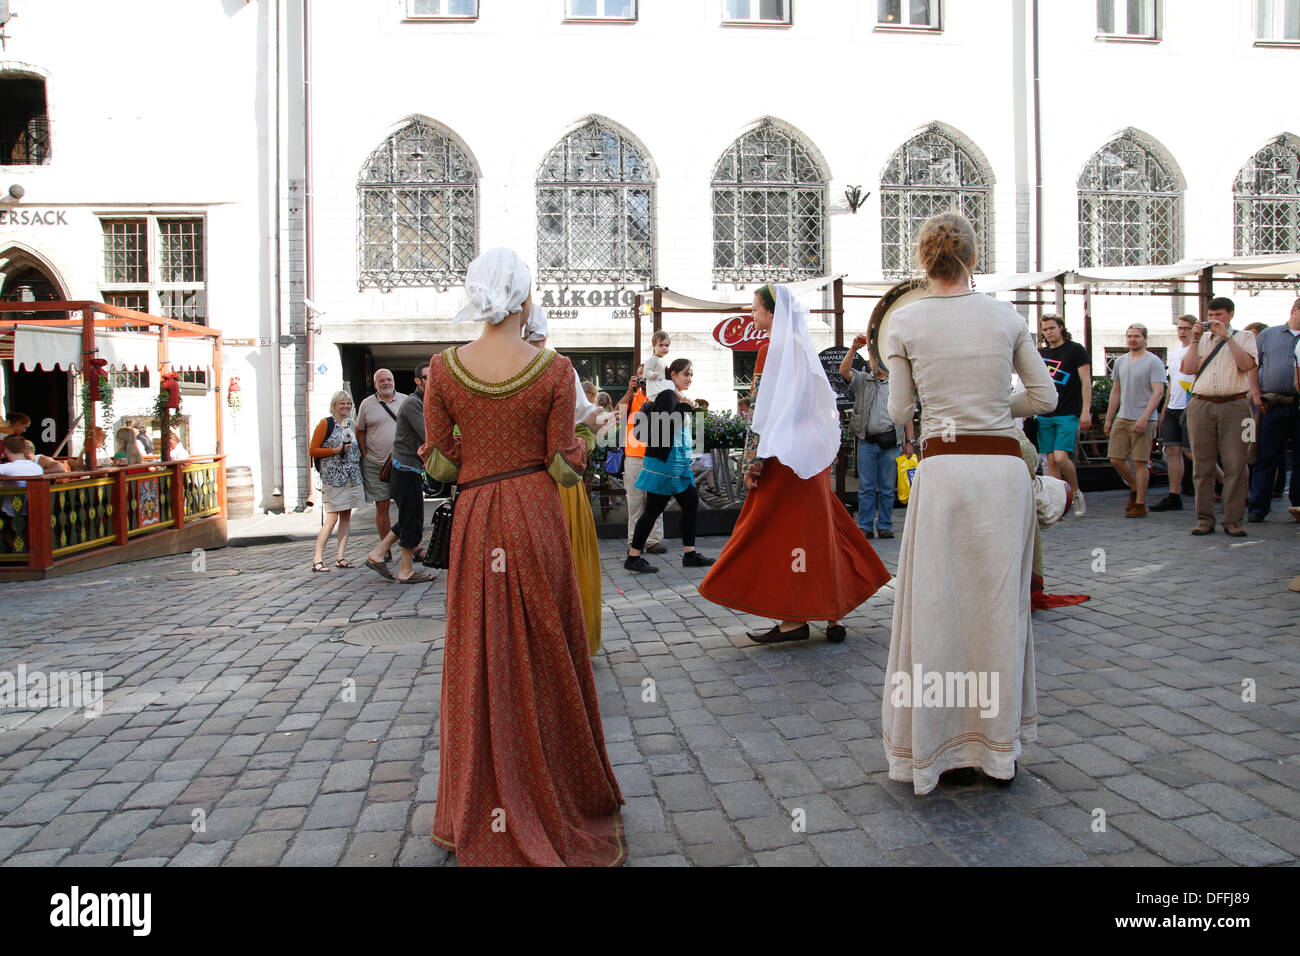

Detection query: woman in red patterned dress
xmin=420 ymin=248 xmax=624 ymax=866
xmin=698 ymin=284 xmax=890 ymax=643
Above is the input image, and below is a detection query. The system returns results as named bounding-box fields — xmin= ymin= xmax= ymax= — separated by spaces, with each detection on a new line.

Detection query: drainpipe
xmin=268 ymin=0 xmax=285 ymax=503
xmin=1032 ymin=0 xmax=1043 ymax=275
xmin=302 ymin=0 xmax=315 ymax=458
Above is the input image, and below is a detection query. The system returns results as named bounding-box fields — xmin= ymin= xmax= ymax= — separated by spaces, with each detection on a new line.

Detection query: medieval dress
xmin=423 ymin=345 xmax=624 ymax=866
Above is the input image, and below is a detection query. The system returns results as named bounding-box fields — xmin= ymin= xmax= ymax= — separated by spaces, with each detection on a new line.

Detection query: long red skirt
xmin=698 ymin=460 xmax=891 ymax=621
xmin=431 ymin=473 xmax=625 ymax=866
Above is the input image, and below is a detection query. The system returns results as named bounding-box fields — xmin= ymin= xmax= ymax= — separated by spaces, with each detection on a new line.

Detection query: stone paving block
xmin=810 ymin=830 xmax=889 ymax=866
xmin=684 ymin=840 xmax=748 ymax=867
xmin=753 ymin=844 xmax=818 ymax=866
xmin=670 ymin=810 xmax=735 ymax=846
xmin=736 ymin=815 xmax=804 ymax=852
xmin=1173 ymin=813 xmax=1291 ymax=865
xmin=654 ymin=774 xmax=714 ymax=813
xmin=121 ymin=824 xmax=194 ymax=860
xmin=266 ymin=778 xmax=321 ymax=808
xmin=713 ymin=781 xmax=779 ymax=821
xmin=1108 ymin=813 xmax=1221 ymax=864
xmin=168 ymin=840 xmax=233 ymax=866
xmin=252 ymin=807 xmax=308 ymax=833
xmin=322 ymin=760 xmax=373 ymax=793
xmin=1054 ymin=742 xmax=1132 ymax=778
xmin=68 ymin=782 xmax=141 ymax=813
xmin=357 ymin=802 xmax=408 ymax=832
xmin=620 ymin=796 xmax=667 ymax=833
xmin=81 ymin=809 xmax=163 ymax=854
xmin=6 ymin=791 xmax=76 ymax=826
xmin=341 ymin=831 xmax=403 ymax=866
xmin=1182 ymin=783 xmax=1271 ymax=823
xmin=857 ymin=809 xmax=929 ymax=851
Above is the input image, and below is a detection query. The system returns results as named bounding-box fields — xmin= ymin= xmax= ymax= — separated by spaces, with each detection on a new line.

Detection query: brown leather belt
xmin=457 ymin=463 xmax=545 ymax=491
xmin=1191 ymin=392 xmax=1247 ymax=404
xmin=919 ymin=435 xmax=1023 ymax=460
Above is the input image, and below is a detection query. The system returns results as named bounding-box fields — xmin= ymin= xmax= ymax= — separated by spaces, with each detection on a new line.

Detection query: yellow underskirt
xmin=559 ymin=481 xmax=602 ymax=656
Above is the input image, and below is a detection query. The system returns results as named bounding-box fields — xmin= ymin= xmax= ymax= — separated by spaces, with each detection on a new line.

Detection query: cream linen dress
xmin=883 ymin=291 xmax=1057 ymax=794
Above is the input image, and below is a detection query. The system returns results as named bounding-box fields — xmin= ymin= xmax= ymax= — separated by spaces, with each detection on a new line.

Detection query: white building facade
xmin=4 ymin=1 xmax=1296 ymax=511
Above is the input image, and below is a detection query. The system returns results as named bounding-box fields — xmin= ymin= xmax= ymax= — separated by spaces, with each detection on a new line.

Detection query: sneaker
xmin=682 ymin=551 xmax=715 ymax=568
xmin=623 ymin=555 xmax=658 ymax=573
xmin=1072 ymin=491 xmax=1087 ymax=516
xmin=1247 ymin=512 xmax=1266 ymax=523
xmin=644 ymin=542 xmax=668 ymax=555
xmin=1149 ymin=494 xmax=1181 ymax=512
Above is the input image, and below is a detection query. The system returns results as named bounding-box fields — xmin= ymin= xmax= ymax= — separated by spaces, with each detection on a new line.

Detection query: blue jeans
xmin=856 ymin=438 xmax=900 ymax=533
xmin=1248 ymin=400 xmax=1299 ymax=515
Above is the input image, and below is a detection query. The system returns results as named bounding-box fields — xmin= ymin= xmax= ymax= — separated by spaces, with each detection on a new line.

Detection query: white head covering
xmin=751 ymin=285 xmax=841 ymax=480
xmin=572 ymin=369 xmax=597 ymax=424
xmin=524 ymin=305 xmax=549 ymax=343
xmin=454 ymin=247 xmax=532 ymax=324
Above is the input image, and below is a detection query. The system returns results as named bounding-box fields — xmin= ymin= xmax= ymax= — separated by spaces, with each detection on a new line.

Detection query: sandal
xmin=335 ymin=558 xmax=355 ymax=568
xmin=312 ymin=561 xmax=330 ymax=573
xmin=364 ymin=558 xmax=394 ymax=580
xmin=396 ymin=571 xmax=436 ymax=584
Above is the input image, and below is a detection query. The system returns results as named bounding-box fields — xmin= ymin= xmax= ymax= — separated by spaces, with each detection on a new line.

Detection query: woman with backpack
xmin=309 ymin=390 xmax=365 ymax=571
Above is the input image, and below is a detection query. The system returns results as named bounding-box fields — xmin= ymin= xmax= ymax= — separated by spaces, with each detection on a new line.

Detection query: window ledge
xmin=873 ymin=24 xmax=943 ymax=35
xmin=1095 ymin=34 xmax=1161 ymax=43
xmin=563 ymin=18 xmax=638 ymax=24
xmin=402 ymin=17 xmax=478 ymax=23
xmin=1254 ymin=38 xmax=1300 ymax=47
xmin=721 ymin=20 xmax=792 ymax=28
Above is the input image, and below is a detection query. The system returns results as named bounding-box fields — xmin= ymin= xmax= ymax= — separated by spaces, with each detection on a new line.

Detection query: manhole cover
xmin=165 ymin=569 xmax=244 ymax=581
xmin=340 ymin=617 xmax=444 ymax=647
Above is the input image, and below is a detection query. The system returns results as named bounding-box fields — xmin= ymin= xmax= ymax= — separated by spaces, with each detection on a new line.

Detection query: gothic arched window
xmin=711 ymin=119 xmax=827 ymax=283
xmin=357 ymin=119 xmax=477 ymax=290
xmin=880 ymin=124 xmax=993 ymax=276
xmin=1078 ymin=129 xmax=1183 ymax=268
xmin=536 ymin=119 xmax=653 ymax=284
xmin=1233 ymin=136 xmax=1300 ymax=257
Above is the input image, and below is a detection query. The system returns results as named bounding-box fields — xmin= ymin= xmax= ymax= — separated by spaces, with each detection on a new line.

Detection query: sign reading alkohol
xmin=538 ymin=287 xmax=637 ymax=320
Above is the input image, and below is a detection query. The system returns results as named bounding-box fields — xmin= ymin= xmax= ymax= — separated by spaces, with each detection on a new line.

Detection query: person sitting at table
xmin=81 ymin=427 xmax=110 ymax=469
xmin=112 ymin=426 xmax=145 ymax=465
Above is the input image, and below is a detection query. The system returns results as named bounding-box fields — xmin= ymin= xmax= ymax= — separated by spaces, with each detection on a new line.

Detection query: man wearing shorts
xmin=1105 ymin=324 xmax=1165 ymax=518
xmin=1152 ymin=316 xmax=1196 ymax=511
xmin=355 ymin=368 xmax=406 ymax=553
xmin=1037 ymin=315 xmax=1091 ymax=513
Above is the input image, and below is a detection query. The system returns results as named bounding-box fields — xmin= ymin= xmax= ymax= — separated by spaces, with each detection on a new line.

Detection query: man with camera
xmin=1180 ymin=297 xmax=1259 ymax=536
xmin=841 ymin=334 xmax=915 ymax=540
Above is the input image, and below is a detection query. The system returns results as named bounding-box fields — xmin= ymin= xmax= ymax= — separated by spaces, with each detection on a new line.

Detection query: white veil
xmin=751 ymin=284 xmax=841 ymax=480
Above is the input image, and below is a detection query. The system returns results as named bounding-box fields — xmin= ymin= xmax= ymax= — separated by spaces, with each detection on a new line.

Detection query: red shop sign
xmin=712 ymin=314 xmax=769 ymax=351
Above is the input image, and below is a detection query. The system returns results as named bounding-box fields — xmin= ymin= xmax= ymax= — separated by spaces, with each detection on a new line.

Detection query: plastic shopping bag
xmin=896 ymin=454 xmax=919 ymax=504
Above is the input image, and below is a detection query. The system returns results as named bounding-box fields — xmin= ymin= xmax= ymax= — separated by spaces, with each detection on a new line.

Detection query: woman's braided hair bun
xmin=915 ymin=211 xmax=977 ymax=283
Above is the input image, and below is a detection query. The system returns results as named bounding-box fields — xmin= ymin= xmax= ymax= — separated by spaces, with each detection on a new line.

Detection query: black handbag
xmin=422 ymin=498 xmax=454 ymax=569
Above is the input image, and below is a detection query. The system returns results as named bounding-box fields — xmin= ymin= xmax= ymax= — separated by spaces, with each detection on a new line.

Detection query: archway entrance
xmin=0 ymin=252 xmax=72 ymax=455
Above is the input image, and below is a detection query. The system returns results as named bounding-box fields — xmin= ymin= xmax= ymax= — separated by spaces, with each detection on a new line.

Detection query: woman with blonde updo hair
xmin=880 ymin=210 xmax=1058 ymax=794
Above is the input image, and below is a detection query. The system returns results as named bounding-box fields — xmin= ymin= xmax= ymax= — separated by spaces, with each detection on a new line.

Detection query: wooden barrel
xmin=226 ymin=466 xmax=255 ymax=518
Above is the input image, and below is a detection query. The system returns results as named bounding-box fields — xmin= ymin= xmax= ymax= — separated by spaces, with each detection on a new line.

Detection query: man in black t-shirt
xmin=1036 ymin=316 xmax=1092 ymax=510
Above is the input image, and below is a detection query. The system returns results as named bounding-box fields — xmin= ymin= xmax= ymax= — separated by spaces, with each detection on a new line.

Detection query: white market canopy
xmin=13 ymin=324 xmax=214 ymax=373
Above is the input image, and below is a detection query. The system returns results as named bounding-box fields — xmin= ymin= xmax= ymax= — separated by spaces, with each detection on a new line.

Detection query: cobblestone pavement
xmin=0 ymin=491 xmax=1297 ymax=867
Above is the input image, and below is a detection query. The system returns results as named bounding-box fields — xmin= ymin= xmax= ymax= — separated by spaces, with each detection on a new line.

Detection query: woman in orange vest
xmin=617 ymin=368 xmax=665 ymax=553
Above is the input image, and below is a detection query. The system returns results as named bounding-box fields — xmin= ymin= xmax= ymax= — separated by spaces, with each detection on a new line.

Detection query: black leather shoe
xmin=862 ymin=529 xmax=875 ymax=539
xmin=682 ymin=551 xmax=715 ymax=568
xmin=877 ymin=529 xmax=894 ymax=539
xmin=645 ymin=543 xmax=668 ymax=555
xmin=939 ymin=767 xmax=978 ymax=786
xmin=1149 ymin=494 xmax=1182 ymax=512
xmin=623 ymin=555 xmax=658 ymax=573
xmin=1247 ymin=512 xmax=1266 ymax=523
xmin=825 ymin=624 xmax=847 ymax=643
xmin=748 ymin=623 xmax=810 ymax=644
xmin=988 ymin=763 xmax=1017 ymax=787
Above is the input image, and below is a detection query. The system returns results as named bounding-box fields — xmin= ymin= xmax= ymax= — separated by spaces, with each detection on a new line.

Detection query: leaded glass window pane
xmin=408 ymin=0 xmax=477 ymax=17
xmin=711 ymin=120 xmax=826 ymax=282
xmin=879 ymin=126 xmax=992 ymax=277
xmin=158 ymin=219 xmax=204 ymax=283
xmin=159 ymin=289 xmax=207 ymax=325
xmin=1233 ymin=137 xmax=1300 ymax=256
xmin=726 ymin=0 xmax=788 ymax=22
xmin=357 ymin=119 xmax=477 ymax=289
xmin=103 ymin=220 xmax=147 ymax=284
xmin=535 ymin=119 xmax=653 ymax=284
xmin=1078 ymin=130 xmax=1182 ymax=267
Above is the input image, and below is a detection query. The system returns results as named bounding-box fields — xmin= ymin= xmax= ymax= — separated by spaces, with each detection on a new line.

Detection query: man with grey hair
xmin=1105 ymin=323 xmax=1165 ymax=517
xmin=355 ymin=368 xmax=406 ymax=553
